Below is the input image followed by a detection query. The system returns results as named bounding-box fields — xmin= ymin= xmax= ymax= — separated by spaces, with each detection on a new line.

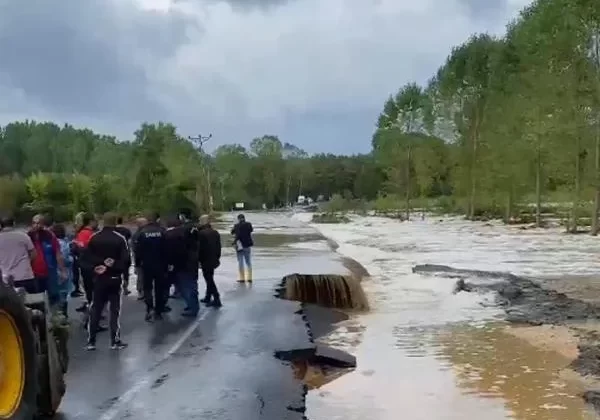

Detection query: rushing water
xmin=291 ymin=213 xmax=600 ymax=420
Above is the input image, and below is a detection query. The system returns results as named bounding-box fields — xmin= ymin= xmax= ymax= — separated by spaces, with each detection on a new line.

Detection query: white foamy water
xmin=293 ymin=213 xmax=600 ymax=420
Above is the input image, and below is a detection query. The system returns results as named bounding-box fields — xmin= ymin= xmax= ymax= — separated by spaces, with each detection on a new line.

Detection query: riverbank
xmin=295 ymin=212 xmax=600 ymax=419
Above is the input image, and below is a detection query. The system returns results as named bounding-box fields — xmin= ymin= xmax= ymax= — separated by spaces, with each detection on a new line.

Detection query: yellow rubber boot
xmin=246 ymin=268 xmax=253 ymax=283
xmin=237 ymin=268 xmax=245 ymax=283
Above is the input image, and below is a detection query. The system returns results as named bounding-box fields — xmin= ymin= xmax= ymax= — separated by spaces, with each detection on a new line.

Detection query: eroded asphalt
xmin=56 ymin=215 xmax=348 ymax=420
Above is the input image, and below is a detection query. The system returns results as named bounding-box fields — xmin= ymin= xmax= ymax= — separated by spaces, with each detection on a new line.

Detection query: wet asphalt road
xmin=56 ymin=214 xmax=349 ymax=420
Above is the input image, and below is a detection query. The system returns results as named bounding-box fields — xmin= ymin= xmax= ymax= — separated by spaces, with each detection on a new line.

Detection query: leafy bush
xmin=0 ymin=175 xmax=26 ymax=217
xmin=323 ymin=193 xmax=349 ymax=213
xmin=312 ymin=213 xmax=350 ymax=224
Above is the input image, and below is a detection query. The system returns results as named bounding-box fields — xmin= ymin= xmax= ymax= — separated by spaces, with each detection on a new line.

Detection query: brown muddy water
xmin=216 ymin=213 xmax=600 ymax=419
xmin=285 ymin=213 xmax=600 ymax=420
xmin=437 ymin=324 xmax=597 ymax=419
xmin=309 ymin=320 xmax=599 ymax=420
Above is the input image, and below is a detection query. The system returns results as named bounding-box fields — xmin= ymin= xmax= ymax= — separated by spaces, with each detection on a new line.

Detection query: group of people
xmin=0 ymin=209 xmax=255 ymax=352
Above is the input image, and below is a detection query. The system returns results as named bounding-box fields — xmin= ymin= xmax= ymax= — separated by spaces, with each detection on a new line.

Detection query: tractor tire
xmin=0 ymin=281 xmax=37 ymax=420
xmin=34 ymin=310 xmax=66 ymax=418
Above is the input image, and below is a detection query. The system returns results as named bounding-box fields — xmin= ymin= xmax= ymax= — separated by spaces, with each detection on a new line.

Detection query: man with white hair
xmin=197 ymin=214 xmax=222 ymax=308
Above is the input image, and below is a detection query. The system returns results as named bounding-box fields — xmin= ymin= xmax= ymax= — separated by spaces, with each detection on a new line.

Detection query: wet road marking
xmin=98 ymin=310 xmax=211 ymax=420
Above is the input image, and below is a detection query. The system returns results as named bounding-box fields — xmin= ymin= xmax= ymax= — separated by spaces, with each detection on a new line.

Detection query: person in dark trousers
xmin=132 ymin=216 xmax=148 ymax=300
xmin=134 ymin=212 xmax=168 ymax=321
xmin=73 ymin=213 xmax=98 ymax=312
xmin=28 ymin=214 xmax=68 ymax=300
xmin=172 ymin=209 xmax=198 ymax=300
xmin=82 ymin=212 xmax=129 ymax=351
xmin=231 ymin=213 xmax=253 ymax=283
xmin=70 ymin=212 xmax=87 ymax=298
xmin=177 ymin=209 xmax=200 ymax=315
xmin=198 ymin=215 xmax=222 ymax=308
xmin=164 ymin=215 xmax=185 ymax=312
xmin=50 ymin=223 xmax=74 ymax=317
xmin=115 ymin=217 xmax=133 ymax=296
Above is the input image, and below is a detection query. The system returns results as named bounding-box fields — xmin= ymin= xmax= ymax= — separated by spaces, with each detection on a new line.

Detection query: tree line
xmin=2 ymin=0 xmax=600 ymax=229
xmin=371 ymin=0 xmax=600 ymax=231
xmin=0 ymin=121 xmax=384 ymax=221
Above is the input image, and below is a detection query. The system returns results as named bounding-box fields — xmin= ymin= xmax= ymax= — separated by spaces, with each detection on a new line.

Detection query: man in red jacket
xmin=28 ymin=214 xmax=67 ymax=298
xmin=73 ymin=213 xmax=97 ymax=310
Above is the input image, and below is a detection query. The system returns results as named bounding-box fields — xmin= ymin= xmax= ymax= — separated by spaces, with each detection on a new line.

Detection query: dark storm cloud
xmin=0 ymin=0 xmax=194 ymax=120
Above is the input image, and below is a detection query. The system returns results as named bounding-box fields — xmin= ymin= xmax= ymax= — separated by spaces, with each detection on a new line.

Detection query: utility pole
xmin=188 ymin=133 xmax=214 ymax=212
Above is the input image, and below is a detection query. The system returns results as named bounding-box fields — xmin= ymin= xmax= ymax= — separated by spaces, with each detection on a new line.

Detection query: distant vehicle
xmin=235 ymin=202 xmax=245 ymax=209
xmin=297 ymin=195 xmax=306 ymax=204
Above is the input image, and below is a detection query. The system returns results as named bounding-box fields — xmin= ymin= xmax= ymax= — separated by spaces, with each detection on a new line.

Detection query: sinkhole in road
xmin=274 ymin=273 xmax=367 ymax=395
xmin=277 ymin=273 xmax=369 ymax=311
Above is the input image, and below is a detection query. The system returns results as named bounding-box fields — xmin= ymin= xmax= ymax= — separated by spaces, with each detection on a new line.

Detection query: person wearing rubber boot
xmin=198 ymin=215 xmax=222 ymax=308
xmin=231 ymin=214 xmax=253 ymax=283
xmin=82 ymin=212 xmax=129 ymax=351
xmin=134 ymin=212 xmax=168 ymax=321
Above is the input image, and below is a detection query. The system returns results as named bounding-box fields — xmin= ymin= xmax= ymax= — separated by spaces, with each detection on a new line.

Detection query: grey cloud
xmin=0 ymin=0 xmax=533 ymax=153
xmin=192 ymin=0 xmax=291 ymax=12
xmin=457 ymin=0 xmax=511 ymax=19
xmin=0 ymin=0 xmax=193 ymax=121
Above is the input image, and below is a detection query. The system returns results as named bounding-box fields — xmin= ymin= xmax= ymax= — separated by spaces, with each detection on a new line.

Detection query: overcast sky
xmin=0 ymin=0 xmax=532 ymax=154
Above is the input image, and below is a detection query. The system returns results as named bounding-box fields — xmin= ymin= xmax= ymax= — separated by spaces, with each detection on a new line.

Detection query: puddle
xmin=292 ymin=360 xmax=353 ymax=390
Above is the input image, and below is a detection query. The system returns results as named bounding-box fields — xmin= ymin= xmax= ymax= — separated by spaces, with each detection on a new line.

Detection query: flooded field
xmin=291 ymin=213 xmax=600 ymax=420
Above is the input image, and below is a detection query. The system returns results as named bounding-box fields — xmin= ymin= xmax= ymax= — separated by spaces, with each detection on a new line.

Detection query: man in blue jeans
xmin=231 ymin=214 xmax=253 ymax=283
xmin=176 ymin=210 xmax=200 ymax=317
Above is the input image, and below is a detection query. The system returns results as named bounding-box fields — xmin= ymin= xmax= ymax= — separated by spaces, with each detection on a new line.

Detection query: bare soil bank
xmin=413 ymin=264 xmax=600 ymax=412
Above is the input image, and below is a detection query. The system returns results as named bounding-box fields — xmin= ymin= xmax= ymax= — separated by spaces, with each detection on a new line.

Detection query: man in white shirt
xmin=0 ymin=216 xmax=36 ymax=285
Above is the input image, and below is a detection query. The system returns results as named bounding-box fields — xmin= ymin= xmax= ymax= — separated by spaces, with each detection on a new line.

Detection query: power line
xmin=187 ymin=133 xmax=214 ymax=212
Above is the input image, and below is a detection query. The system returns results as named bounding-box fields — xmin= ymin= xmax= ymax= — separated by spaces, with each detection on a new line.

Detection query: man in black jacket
xmin=164 ymin=215 xmax=185 ymax=311
xmin=198 ymin=215 xmax=222 ymax=308
xmin=82 ymin=212 xmax=130 ymax=351
xmin=135 ymin=212 xmax=168 ymax=321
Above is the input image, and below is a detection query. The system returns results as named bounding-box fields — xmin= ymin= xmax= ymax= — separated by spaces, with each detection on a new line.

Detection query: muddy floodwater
xmin=290 ymin=213 xmax=600 ymax=420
